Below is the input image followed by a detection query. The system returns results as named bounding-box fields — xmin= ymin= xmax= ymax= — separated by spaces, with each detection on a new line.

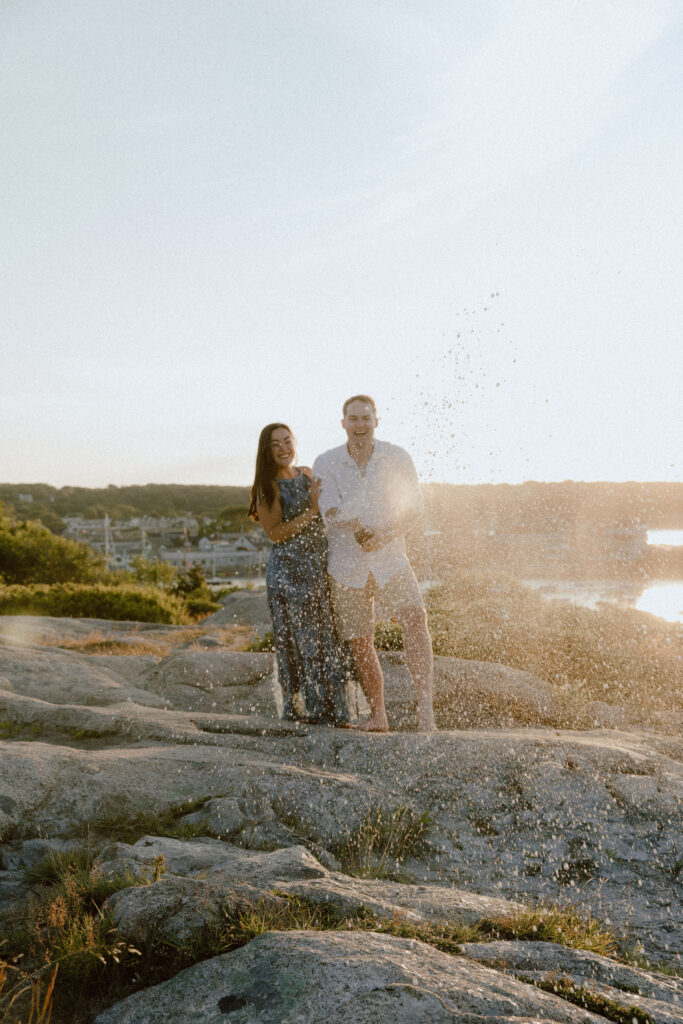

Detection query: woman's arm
xmin=256 ymin=477 xmax=321 ymax=545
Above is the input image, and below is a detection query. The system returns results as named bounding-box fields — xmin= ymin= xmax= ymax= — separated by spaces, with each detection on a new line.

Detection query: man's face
xmin=342 ymin=400 xmax=377 ymax=447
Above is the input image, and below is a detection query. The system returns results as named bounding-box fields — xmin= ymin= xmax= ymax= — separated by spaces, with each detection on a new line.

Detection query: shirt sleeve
xmin=312 ymin=453 xmax=341 ymax=519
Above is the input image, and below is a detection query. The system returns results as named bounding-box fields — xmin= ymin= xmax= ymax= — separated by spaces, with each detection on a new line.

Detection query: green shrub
xmin=211 ymin=583 xmax=241 ymax=600
xmin=184 ymin=596 xmax=221 ymax=619
xmin=169 ymin=567 xmax=220 ymax=620
xmin=125 ymin=556 xmax=177 ymax=588
xmin=0 ymin=505 xmax=103 ymax=585
xmin=374 ymin=620 xmax=404 ymax=650
xmin=246 ymin=631 xmax=275 ymax=652
xmin=0 ymin=583 xmax=191 ymax=624
xmin=171 ymin=566 xmax=208 ymax=598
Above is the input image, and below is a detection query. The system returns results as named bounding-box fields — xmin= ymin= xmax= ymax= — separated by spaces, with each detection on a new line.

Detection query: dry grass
xmin=2 ymin=849 xmax=153 ymax=1024
xmin=0 ymin=958 xmax=57 ymax=1024
xmin=36 ymin=624 xmax=254 ymax=657
xmin=427 ymin=568 xmax=682 ymax=716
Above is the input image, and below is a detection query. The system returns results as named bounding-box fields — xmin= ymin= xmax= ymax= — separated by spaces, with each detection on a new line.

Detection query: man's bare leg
xmin=398 ymin=606 xmax=436 ymax=732
xmin=348 ymin=634 xmax=389 ymax=732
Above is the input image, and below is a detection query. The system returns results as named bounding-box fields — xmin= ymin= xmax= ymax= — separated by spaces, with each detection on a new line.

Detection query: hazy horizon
xmin=2 ymin=475 xmax=683 ymax=491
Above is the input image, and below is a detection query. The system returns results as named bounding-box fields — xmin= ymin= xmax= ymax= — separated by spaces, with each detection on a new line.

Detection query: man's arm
xmin=362 ymin=447 xmax=423 ymax=551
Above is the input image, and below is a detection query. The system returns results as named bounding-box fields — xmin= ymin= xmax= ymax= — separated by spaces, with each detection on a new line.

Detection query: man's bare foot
xmin=348 ymin=715 xmax=389 ymax=733
xmin=417 ymin=709 xmax=437 ymax=732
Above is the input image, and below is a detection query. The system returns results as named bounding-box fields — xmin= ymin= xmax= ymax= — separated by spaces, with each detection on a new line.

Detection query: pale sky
xmin=2 ymin=0 xmax=682 ymax=487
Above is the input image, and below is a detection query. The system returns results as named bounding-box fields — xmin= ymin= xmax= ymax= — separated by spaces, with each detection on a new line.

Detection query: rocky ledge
xmin=0 ymin=608 xmax=681 ymax=1022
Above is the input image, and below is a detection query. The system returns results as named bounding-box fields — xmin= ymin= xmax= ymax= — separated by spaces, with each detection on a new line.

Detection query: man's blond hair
xmin=343 ymin=394 xmax=377 ymax=417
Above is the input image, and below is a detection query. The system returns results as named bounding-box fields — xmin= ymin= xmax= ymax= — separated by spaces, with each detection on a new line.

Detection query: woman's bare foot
xmin=349 ymin=715 xmax=389 ymax=733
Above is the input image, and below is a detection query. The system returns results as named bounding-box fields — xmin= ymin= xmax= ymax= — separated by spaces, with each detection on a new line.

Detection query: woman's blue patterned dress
xmin=266 ymin=471 xmax=351 ymax=724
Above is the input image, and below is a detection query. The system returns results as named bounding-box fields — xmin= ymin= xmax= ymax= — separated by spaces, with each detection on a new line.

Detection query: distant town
xmin=60 ymin=512 xmax=271 ymax=576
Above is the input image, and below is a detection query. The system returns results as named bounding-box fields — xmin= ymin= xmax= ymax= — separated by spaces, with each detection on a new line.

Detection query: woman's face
xmin=269 ymin=427 xmax=295 ymax=471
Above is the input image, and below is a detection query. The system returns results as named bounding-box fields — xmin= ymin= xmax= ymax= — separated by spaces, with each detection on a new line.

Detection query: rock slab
xmin=95 ymin=929 xmax=609 ymax=1023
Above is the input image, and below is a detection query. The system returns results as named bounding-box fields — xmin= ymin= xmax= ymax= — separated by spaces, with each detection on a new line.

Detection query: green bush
xmin=0 ymin=504 xmax=103 ymax=584
xmin=0 ymin=583 xmax=191 ymax=624
xmin=171 ymin=566 xmax=208 ymax=598
xmin=246 ymin=631 xmax=275 ymax=652
xmin=169 ymin=566 xmax=220 ymax=619
xmin=126 ymin=555 xmax=177 ymax=588
xmin=184 ymin=596 xmax=221 ymax=619
xmin=374 ymin=620 xmax=404 ymax=650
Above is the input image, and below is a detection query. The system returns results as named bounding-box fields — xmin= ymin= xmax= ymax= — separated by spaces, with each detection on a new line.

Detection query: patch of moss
xmin=0 ymin=719 xmax=45 ymax=739
xmin=528 ymin=975 xmax=655 ymax=1024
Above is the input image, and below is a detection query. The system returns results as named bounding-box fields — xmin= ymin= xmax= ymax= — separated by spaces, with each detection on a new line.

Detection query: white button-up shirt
xmin=312 ymin=440 xmax=424 ymax=588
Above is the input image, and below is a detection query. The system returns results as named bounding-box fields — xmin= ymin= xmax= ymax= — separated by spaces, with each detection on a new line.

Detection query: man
xmin=313 ymin=395 xmax=436 ymax=732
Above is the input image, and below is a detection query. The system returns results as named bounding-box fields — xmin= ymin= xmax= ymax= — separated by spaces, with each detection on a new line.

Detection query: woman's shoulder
xmin=299 ymin=466 xmax=313 ymax=479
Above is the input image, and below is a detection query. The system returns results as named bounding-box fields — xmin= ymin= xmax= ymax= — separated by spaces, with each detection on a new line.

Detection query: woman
xmin=249 ymin=423 xmax=351 ymax=725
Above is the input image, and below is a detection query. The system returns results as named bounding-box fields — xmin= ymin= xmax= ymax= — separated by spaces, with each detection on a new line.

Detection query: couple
xmin=249 ymin=395 xmax=436 ymax=733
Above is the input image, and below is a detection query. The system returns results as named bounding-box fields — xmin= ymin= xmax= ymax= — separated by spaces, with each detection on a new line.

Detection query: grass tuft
xmin=333 ymin=806 xmax=431 ymax=880
xmin=475 ymin=903 xmax=618 ymax=956
xmin=0 ymin=721 xmax=45 ymax=740
xmin=245 ymin=631 xmax=274 ymax=652
xmin=3 ymin=855 xmax=626 ymax=1024
xmin=369 ymin=900 xmax=617 ymax=959
xmin=373 ymin=620 xmax=404 ymax=651
xmin=4 ymin=849 xmax=148 ymax=1023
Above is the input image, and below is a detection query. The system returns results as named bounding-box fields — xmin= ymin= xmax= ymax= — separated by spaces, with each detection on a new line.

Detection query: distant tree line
xmin=0 ymin=483 xmax=252 ymax=530
xmin=0 ymin=480 xmax=681 ymax=536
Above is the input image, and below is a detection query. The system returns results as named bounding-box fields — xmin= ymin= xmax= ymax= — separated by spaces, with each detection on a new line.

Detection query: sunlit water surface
xmin=647 ymin=529 xmax=683 ymax=546
xmin=522 ymin=579 xmax=683 ymax=624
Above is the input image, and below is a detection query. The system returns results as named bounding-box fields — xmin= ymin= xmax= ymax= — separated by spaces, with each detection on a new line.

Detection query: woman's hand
xmin=310 ymin=476 xmax=322 ymax=514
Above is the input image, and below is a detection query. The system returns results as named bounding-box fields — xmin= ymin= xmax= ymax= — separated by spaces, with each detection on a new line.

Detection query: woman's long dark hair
xmin=249 ymin=423 xmax=295 ymax=521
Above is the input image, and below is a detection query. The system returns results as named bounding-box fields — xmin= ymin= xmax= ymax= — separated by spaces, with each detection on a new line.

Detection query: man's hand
xmin=361 ymin=531 xmax=389 ymax=552
xmin=327 ymin=508 xmax=364 ymax=532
